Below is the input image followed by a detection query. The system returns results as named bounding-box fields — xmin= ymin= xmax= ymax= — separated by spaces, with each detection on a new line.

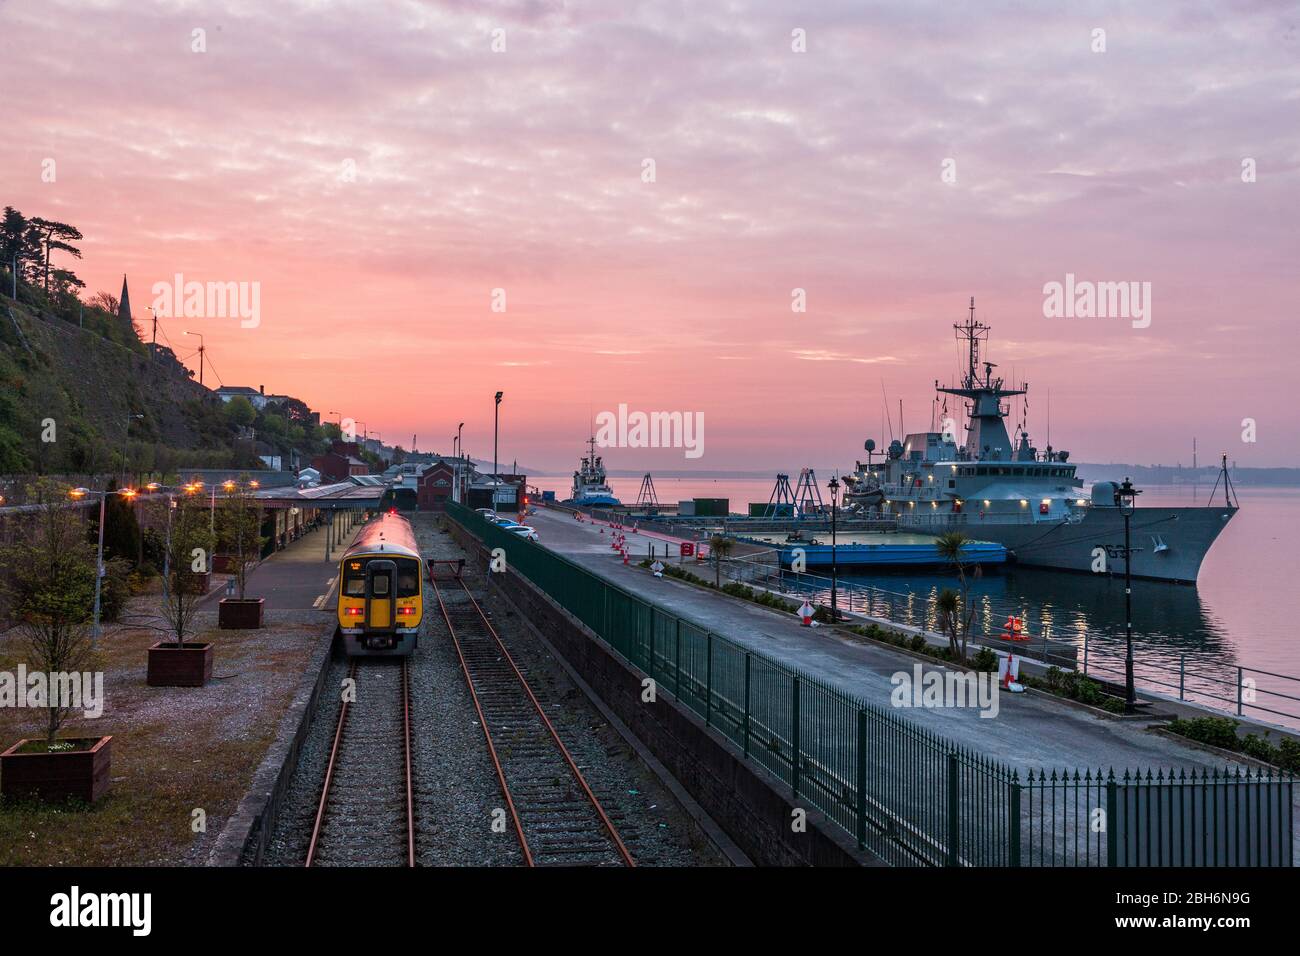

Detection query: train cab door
xmin=365 ymin=559 xmax=397 ymax=630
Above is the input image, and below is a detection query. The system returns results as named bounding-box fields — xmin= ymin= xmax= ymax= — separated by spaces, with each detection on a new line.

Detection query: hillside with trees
xmin=0 ymin=203 xmax=336 ymax=478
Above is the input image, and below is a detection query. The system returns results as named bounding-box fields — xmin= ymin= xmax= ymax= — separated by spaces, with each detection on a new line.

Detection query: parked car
xmin=505 ymin=525 xmax=539 ymax=541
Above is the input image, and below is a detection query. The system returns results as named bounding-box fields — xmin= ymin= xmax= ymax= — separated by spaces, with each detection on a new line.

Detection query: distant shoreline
xmin=525 ymin=465 xmax=1300 ymax=488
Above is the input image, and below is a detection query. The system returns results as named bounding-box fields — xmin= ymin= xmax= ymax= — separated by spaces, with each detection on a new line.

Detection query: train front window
xmin=372 ymin=573 xmax=390 ymax=596
xmin=397 ymin=564 xmax=419 ymax=597
xmin=344 ymin=574 xmax=365 ymax=597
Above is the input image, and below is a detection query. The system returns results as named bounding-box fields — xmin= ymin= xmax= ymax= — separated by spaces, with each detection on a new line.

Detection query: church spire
xmin=118 ymin=274 xmax=132 ymax=323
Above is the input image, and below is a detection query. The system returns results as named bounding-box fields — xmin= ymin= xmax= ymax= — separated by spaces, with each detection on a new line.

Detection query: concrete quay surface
xmin=526 ymin=507 xmax=1264 ymax=777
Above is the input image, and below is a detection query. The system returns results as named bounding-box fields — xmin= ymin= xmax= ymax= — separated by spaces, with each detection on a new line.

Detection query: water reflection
xmin=786 ymin=565 xmax=1297 ymax=726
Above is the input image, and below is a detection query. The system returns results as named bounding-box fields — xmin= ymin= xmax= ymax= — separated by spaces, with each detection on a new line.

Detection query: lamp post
xmin=493 ymin=392 xmax=503 ymax=506
xmin=828 ymin=475 xmax=840 ymax=620
xmin=70 ymin=485 xmax=139 ymax=646
xmin=122 ymin=412 xmax=143 ymax=484
xmin=457 ymin=422 xmax=465 ymax=502
xmin=1115 ymin=477 xmax=1142 ymax=710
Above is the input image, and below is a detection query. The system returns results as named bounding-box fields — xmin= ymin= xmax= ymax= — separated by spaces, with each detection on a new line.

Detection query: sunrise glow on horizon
xmin=3 ymin=0 xmax=1296 ymax=472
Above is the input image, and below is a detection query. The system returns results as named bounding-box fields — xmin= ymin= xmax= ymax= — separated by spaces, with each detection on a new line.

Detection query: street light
xmin=122 ymin=412 xmax=143 ymax=484
xmin=183 ymin=330 xmax=205 ymax=386
xmin=828 ymin=475 xmax=840 ymax=621
xmin=493 ymin=392 xmax=503 ymax=507
xmin=69 ymin=485 xmax=138 ymax=646
xmin=1115 ymin=477 xmax=1142 ymax=710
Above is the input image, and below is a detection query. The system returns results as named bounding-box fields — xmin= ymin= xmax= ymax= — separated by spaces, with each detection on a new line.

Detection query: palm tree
xmin=708 ymin=534 xmax=734 ymax=587
xmin=935 ymin=587 xmax=962 ymax=659
xmin=934 ymin=531 xmax=978 ymax=661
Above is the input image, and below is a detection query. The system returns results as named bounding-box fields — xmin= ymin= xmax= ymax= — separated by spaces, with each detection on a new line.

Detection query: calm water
xmin=535 ymin=474 xmax=1298 ymax=721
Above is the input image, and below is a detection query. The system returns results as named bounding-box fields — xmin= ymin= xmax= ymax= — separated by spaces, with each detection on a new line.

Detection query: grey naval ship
xmin=841 ymin=301 xmax=1237 ymax=583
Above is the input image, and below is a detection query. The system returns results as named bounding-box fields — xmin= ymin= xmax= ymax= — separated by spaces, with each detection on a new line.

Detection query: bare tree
xmin=158 ymin=496 xmax=215 ymax=646
xmin=0 ymin=480 xmax=97 ymax=746
xmin=216 ymin=477 xmax=264 ymax=599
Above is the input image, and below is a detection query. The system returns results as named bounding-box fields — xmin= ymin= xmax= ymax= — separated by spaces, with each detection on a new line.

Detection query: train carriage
xmin=336 ymin=512 xmax=423 ymax=656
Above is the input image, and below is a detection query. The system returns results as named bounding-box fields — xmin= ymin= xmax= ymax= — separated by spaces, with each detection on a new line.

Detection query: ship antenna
xmin=880 ymin=379 xmax=895 ymax=442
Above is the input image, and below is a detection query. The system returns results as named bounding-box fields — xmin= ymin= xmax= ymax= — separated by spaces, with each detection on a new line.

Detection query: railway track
xmin=305 ymin=658 xmax=415 ymax=867
xmin=431 ymin=574 xmax=635 ymax=867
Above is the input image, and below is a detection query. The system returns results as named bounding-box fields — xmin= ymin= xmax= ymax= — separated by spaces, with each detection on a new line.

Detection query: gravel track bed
xmin=410 ymin=522 xmax=525 ymax=866
xmin=256 ymin=514 xmax=719 ymax=866
xmin=308 ymin=660 xmax=410 ymax=866
xmin=428 ymin=516 xmax=722 ymax=867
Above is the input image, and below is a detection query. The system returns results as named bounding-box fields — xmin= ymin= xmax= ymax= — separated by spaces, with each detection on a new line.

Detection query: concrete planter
xmin=219 ymin=597 xmax=264 ymax=629
xmin=147 ymin=641 xmax=214 ymax=687
xmin=0 ymin=736 xmax=112 ymax=804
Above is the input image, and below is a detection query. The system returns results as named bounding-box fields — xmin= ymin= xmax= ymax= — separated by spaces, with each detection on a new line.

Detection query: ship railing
xmin=896 ymin=512 xmax=1041 ymax=528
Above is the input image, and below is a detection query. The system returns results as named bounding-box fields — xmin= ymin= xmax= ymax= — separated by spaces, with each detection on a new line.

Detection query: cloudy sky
xmin=2 ymin=0 xmax=1297 ymax=471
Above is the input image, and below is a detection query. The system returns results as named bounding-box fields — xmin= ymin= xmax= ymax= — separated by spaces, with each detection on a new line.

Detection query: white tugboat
xmin=568 ymin=436 xmax=621 ymax=507
xmin=842 ymin=300 xmax=1237 ymax=583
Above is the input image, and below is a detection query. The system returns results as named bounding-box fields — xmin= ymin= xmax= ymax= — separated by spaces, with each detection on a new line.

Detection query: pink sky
xmin=3 ymin=0 xmax=1297 ymax=472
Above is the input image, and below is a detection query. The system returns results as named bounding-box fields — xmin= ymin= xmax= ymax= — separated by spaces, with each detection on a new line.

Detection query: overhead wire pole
xmin=183 ymin=330 xmax=206 ymax=385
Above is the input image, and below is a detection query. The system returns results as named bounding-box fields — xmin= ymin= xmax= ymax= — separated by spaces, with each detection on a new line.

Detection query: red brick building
xmin=416 ymin=462 xmax=456 ymax=511
xmin=311 ymin=443 xmax=369 ymax=482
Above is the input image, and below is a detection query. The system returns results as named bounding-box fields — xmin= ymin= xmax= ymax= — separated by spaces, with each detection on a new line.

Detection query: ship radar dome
xmin=1091 ymin=481 xmax=1118 ymax=506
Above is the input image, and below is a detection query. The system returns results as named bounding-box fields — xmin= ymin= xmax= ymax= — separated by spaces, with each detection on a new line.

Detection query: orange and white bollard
xmin=799 ymin=600 xmax=815 ymax=626
xmin=998 ymin=653 xmax=1025 ymax=693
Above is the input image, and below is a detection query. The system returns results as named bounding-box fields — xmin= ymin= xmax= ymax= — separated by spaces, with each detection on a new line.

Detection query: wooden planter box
xmin=1 ymin=736 xmax=112 ymax=804
xmin=180 ymin=571 xmax=211 ymax=595
xmin=147 ymin=642 xmax=213 ymax=687
xmin=218 ymin=597 xmax=264 ymax=629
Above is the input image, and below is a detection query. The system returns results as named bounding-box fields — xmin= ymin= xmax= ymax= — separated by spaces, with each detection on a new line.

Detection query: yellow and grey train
xmin=335 ymin=512 xmax=423 ymax=656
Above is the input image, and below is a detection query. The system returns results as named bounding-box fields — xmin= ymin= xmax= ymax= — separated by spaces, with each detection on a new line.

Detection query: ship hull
xmin=935 ymin=506 xmax=1237 ymax=583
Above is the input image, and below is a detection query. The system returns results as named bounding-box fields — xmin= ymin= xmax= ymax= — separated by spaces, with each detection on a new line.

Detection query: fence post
xmin=648 ymin=612 xmax=656 ymax=678
xmin=792 ymin=675 xmax=801 ymax=797
xmin=743 ymin=653 xmax=752 ymax=759
xmin=674 ymin=619 xmax=681 ymax=698
xmin=705 ymin=632 xmax=713 ymax=726
xmin=1083 ymin=632 xmax=1089 ymax=674
xmin=1106 ymin=775 xmax=1118 ymax=866
xmin=1179 ymin=655 xmax=1185 ymax=700
xmin=856 ymin=709 xmax=867 ymax=849
xmin=1008 ymin=774 xmax=1021 ymax=867
xmin=1236 ymin=667 xmax=1244 ymax=716
xmin=946 ymin=752 xmax=959 ymax=866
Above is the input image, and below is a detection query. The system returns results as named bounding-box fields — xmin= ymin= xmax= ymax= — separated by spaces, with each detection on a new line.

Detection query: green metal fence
xmin=449 ymin=502 xmax=1293 ymax=867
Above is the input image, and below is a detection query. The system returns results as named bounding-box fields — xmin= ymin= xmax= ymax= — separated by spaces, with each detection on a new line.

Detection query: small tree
xmin=216 ymin=477 xmax=264 ymax=599
xmin=0 ymin=480 xmax=97 ymax=746
xmin=101 ymin=477 xmax=141 ymax=565
xmin=934 ymin=531 xmax=979 ymax=661
xmin=159 ymin=496 xmax=215 ymax=646
xmin=708 ymin=534 xmax=734 ymax=587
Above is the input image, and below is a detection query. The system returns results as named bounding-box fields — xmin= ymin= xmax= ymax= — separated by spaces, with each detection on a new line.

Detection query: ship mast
xmin=935 ymin=298 xmax=1026 ymax=460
